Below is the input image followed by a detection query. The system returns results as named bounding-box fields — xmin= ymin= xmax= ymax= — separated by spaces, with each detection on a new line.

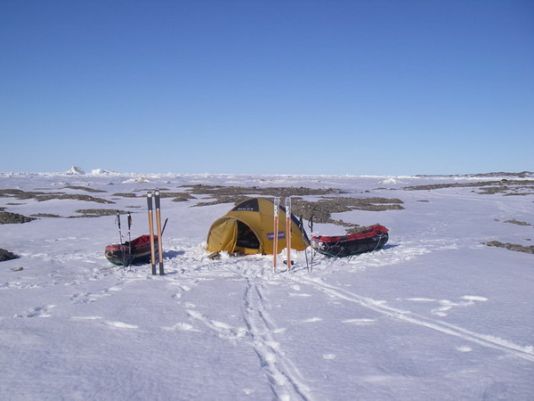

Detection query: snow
xmin=65 ymin=166 xmax=85 ymax=175
xmin=90 ymin=168 xmax=120 ymax=176
xmin=0 ymin=173 xmax=533 ymax=401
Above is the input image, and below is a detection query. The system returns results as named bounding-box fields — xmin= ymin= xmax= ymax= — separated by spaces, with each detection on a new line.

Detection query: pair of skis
xmin=116 ymin=211 xmax=132 ymax=267
xmin=272 ymin=196 xmax=292 ymax=272
xmin=147 ymin=190 xmax=164 ymax=275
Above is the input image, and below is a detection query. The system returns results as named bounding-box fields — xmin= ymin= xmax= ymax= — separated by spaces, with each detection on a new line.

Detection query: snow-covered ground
xmin=1 ymin=172 xmax=533 ymax=401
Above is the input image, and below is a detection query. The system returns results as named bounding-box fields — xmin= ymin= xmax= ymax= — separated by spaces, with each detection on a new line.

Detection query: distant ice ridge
xmin=379 ymin=177 xmax=398 ymax=185
xmin=63 ymin=166 xmax=121 ymax=176
xmin=122 ymin=176 xmax=151 ymax=183
xmin=90 ymin=168 xmax=120 ymax=176
xmin=65 ymin=166 xmax=85 ymax=175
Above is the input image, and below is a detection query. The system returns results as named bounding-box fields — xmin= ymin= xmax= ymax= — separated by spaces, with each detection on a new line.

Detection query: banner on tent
xmin=266 ymin=231 xmax=286 ymax=240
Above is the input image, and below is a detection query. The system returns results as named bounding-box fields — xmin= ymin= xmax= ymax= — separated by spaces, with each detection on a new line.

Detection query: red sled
xmin=311 ymin=224 xmax=389 ymax=257
xmin=105 ymin=235 xmax=158 ymax=266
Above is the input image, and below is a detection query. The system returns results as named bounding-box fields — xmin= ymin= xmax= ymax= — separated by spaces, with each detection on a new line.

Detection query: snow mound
xmin=380 ymin=177 xmax=397 ymax=185
xmin=65 ymin=166 xmax=85 ymax=175
xmin=122 ymin=176 xmax=150 ymax=183
xmin=90 ymin=168 xmax=119 ymax=176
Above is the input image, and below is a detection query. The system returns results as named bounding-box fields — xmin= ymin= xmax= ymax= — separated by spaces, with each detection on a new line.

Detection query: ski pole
xmin=160 ymin=217 xmax=168 ymax=237
xmin=300 ymin=215 xmax=310 ymax=272
xmin=116 ymin=212 xmax=126 ymax=266
xmin=127 ymin=212 xmax=132 ymax=267
xmin=116 ymin=212 xmax=123 ymax=245
xmin=308 ymin=215 xmax=315 ymax=269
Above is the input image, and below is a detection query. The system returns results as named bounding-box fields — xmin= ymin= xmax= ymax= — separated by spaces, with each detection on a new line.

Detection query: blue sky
xmin=1 ymin=0 xmax=533 ymax=175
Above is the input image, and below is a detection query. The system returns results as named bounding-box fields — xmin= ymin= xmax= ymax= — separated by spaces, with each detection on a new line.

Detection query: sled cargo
xmin=104 ymin=235 xmax=158 ymax=266
xmin=311 ymin=224 xmax=389 ymax=257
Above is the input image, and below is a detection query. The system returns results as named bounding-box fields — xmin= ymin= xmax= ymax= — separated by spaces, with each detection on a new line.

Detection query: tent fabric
xmin=207 ymin=218 xmax=238 ymax=253
xmin=206 ymin=198 xmax=309 ymax=255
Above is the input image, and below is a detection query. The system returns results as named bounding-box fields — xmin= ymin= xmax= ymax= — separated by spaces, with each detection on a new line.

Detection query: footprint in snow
xmin=405 ymin=297 xmax=436 ymax=303
xmin=461 ymin=295 xmax=488 ymax=302
xmin=162 ymin=322 xmax=201 ymax=333
xmin=14 ymin=305 xmax=55 ymax=318
xmin=456 ymin=345 xmax=473 ymax=353
xmin=72 ymin=316 xmax=103 ymax=321
xmin=403 ymin=295 xmax=488 ymax=317
xmin=105 ymin=321 xmax=138 ymax=330
xmin=0 ymin=281 xmax=41 ymax=290
xmin=70 ymin=291 xmax=112 ymax=304
xmin=70 ymin=292 xmax=94 ymax=304
xmin=342 ymin=318 xmax=376 ymax=326
xmin=300 ymin=317 xmax=322 ymax=324
xmin=187 ymin=310 xmax=247 ymax=340
xmin=187 ymin=310 xmax=203 ymax=319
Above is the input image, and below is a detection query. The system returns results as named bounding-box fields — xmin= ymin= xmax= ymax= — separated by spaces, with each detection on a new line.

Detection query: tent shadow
xmin=382 ymin=243 xmax=400 ymax=250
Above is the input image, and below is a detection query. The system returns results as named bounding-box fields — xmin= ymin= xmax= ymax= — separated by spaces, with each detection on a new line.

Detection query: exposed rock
xmin=405 ymin=180 xmax=534 ymax=196
xmin=113 ymin=192 xmax=138 ymax=198
xmin=183 ymin=184 xmax=341 ymax=198
xmin=0 ymin=248 xmax=19 ymax=262
xmin=472 ymin=171 xmax=533 ymax=178
xmin=194 ymin=193 xmax=402 ymax=231
xmin=503 ymin=219 xmax=531 ymax=227
xmin=0 ymin=211 xmax=36 ymax=224
xmin=72 ymin=209 xmax=127 ymax=218
xmin=291 ymin=197 xmax=403 ymax=227
xmin=485 ymin=241 xmax=534 ymax=254
xmin=0 ymin=189 xmax=112 ymax=204
xmin=30 ymin=213 xmax=61 ymax=218
xmin=63 ymin=185 xmax=106 ymax=193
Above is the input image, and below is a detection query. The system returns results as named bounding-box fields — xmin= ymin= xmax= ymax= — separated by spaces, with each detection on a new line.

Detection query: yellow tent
xmin=206 ymin=198 xmax=309 ymax=255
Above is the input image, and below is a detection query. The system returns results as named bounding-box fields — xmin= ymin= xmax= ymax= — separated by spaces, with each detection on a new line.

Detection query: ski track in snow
xmin=295 ymin=276 xmax=534 ymax=363
xmin=176 ymin=258 xmax=316 ymax=401
xmin=242 ymin=277 xmax=314 ymax=401
xmin=140 ymin=237 xmax=534 ymax=399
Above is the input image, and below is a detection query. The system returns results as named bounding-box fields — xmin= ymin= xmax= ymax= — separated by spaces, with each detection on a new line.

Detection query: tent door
xmin=235 ymin=221 xmax=260 ymax=252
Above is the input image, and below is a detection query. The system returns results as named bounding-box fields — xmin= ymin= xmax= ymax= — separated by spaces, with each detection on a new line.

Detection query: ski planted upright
xmin=147 ymin=192 xmax=157 ymax=275
xmin=154 ymin=190 xmax=165 ymax=275
xmin=285 ymin=196 xmax=292 ymax=270
xmin=273 ymin=197 xmax=280 ymax=272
